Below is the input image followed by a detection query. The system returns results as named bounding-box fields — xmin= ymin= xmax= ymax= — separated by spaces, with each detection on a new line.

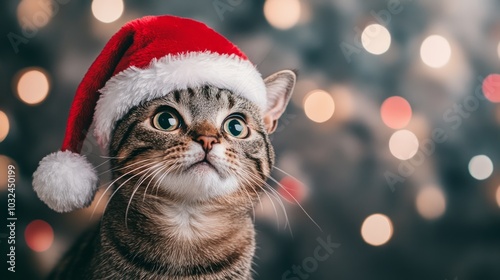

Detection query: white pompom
xmin=33 ymin=150 xmax=98 ymax=213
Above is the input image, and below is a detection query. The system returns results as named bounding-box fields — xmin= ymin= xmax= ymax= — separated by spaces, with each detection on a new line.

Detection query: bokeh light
xmin=420 ymin=35 xmax=451 ymax=68
xmin=482 ymin=74 xmax=500 ymax=103
xmin=25 ymin=220 xmax=54 ymax=252
xmin=361 ymin=24 xmax=391 ymax=55
xmin=278 ymin=176 xmax=307 ymax=203
xmin=0 ymin=155 xmax=15 ymax=190
xmin=361 ymin=214 xmax=393 ymax=246
xmin=91 ymin=0 xmax=124 ymax=23
xmin=303 ymin=90 xmax=335 ymax=123
xmin=380 ymin=96 xmax=412 ymax=129
xmin=416 ymin=186 xmax=446 ymax=220
xmin=263 ymin=0 xmax=301 ymax=30
xmin=16 ymin=68 xmax=50 ymax=105
xmin=389 ymin=130 xmax=419 ymax=160
xmin=496 ymin=186 xmax=500 ymax=208
xmin=17 ymin=0 xmax=54 ymax=29
xmin=0 ymin=111 xmax=9 ymax=142
xmin=468 ymin=155 xmax=494 ymax=180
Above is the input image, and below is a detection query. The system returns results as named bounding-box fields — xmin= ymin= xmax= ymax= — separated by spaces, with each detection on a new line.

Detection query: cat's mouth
xmin=188 ymin=158 xmax=220 ymax=174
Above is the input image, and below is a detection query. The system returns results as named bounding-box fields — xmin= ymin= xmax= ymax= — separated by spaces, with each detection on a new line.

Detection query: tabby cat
xmin=48 ymin=70 xmax=296 ymax=280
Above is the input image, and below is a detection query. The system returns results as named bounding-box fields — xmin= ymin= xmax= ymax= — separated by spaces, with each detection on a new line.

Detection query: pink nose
xmin=196 ymin=135 xmax=219 ymax=151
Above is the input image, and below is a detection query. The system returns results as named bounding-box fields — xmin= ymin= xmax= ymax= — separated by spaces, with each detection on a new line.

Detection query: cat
xmin=48 ymin=70 xmax=296 ymax=280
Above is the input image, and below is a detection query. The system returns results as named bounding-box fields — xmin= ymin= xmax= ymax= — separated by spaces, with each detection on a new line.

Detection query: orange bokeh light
xmin=496 ymin=186 xmax=500 ymax=208
xmin=380 ymin=96 xmax=412 ymax=129
xmin=303 ymin=90 xmax=335 ymax=123
xmin=25 ymin=220 xmax=54 ymax=252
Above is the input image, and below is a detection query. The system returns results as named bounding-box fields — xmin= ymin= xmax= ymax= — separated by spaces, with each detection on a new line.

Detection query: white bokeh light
xmin=468 ymin=155 xmax=494 ymax=180
xmin=263 ymin=0 xmax=301 ymax=30
xmin=361 ymin=214 xmax=393 ymax=246
xmin=389 ymin=130 xmax=419 ymax=160
xmin=303 ymin=90 xmax=335 ymax=123
xmin=361 ymin=24 xmax=391 ymax=55
xmin=420 ymin=35 xmax=451 ymax=68
xmin=91 ymin=0 xmax=124 ymax=23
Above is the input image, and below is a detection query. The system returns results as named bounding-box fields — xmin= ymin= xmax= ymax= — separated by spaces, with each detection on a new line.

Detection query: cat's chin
xmin=187 ymin=161 xmax=220 ymax=175
xmin=154 ymin=169 xmax=239 ymax=201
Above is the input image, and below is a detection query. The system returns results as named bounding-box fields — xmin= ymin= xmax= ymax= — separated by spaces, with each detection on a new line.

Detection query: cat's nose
xmin=196 ymin=135 xmax=219 ymax=151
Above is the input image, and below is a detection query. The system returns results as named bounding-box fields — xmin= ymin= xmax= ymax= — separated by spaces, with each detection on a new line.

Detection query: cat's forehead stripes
xmin=157 ymin=86 xmax=255 ymax=127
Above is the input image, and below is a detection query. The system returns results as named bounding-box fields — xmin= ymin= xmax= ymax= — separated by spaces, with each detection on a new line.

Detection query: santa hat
xmin=33 ymin=15 xmax=267 ymax=212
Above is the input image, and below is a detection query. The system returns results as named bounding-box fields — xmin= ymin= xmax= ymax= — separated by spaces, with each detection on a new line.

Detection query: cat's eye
xmin=223 ymin=116 xmax=249 ymax=139
xmin=152 ymin=110 xmax=180 ymax=131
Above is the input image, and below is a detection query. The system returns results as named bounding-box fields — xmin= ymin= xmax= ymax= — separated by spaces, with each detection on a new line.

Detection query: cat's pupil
xmin=158 ymin=112 xmax=176 ymax=129
xmin=228 ymin=119 xmax=243 ymax=136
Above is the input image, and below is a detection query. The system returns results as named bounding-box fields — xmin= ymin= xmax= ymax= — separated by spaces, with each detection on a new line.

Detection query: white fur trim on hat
xmin=33 ymin=150 xmax=98 ymax=213
xmin=93 ymin=51 xmax=267 ymax=149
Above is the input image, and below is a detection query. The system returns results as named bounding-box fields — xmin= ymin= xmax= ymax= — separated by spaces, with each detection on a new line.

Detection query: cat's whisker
xmin=99 ymin=166 xmax=156 ymax=223
xmin=94 ymin=167 xmax=157 ymax=223
xmin=239 ymin=179 xmax=256 ymax=222
xmin=99 ymin=155 xmax=125 ymax=159
xmin=258 ymin=177 xmax=296 ymax=233
xmin=90 ymin=160 xmax=159 ymax=220
xmin=142 ymin=164 xmax=170 ymax=202
xmin=98 ymin=157 xmax=153 ymax=176
xmin=261 ymin=185 xmax=293 ymax=236
xmin=125 ymin=163 xmax=163 ymax=228
xmin=239 ymin=170 xmax=280 ymax=228
xmin=93 ymin=158 xmax=111 ymax=169
xmin=239 ymin=169 xmax=289 ymax=233
xmin=239 ymin=172 xmax=260 ymax=223
xmin=272 ymin=166 xmax=308 ymax=188
xmin=235 ymin=171 xmax=261 ymax=210
xmin=99 ymin=153 xmax=165 ymax=160
xmin=153 ymin=161 xmax=183 ymax=197
xmin=259 ymin=187 xmax=281 ymax=228
xmin=98 ymin=154 xmax=170 ymax=176
xmin=240 ymin=169 xmax=293 ymax=234
xmin=266 ymin=175 xmax=322 ymax=232
xmin=129 ymin=163 xmax=164 ymax=203
xmin=141 ymin=159 xmax=184 ymax=200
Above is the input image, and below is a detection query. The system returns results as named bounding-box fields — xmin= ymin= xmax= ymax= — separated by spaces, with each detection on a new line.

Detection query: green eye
xmin=152 ymin=110 xmax=180 ymax=131
xmin=223 ymin=116 xmax=249 ymax=138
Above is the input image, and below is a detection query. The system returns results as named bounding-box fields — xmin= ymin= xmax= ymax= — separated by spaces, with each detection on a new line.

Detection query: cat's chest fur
xmin=83 ymin=194 xmax=256 ymax=279
xmin=159 ymin=202 xmax=232 ymax=240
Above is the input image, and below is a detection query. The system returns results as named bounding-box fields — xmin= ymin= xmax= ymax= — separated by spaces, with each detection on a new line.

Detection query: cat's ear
xmin=263 ymin=70 xmax=297 ymax=133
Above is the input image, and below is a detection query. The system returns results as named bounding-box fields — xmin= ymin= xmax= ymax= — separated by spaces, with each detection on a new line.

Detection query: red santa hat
xmin=33 ymin=15 xmax=267 ymax=212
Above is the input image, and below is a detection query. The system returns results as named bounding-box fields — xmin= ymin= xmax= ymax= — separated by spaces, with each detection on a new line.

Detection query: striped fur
xmin=49 ymin=70 xmax=296 ymax=279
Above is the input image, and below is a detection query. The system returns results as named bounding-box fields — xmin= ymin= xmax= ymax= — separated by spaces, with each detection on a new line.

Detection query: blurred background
xmin=1 ymin=0 xmax=500 ymax=279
